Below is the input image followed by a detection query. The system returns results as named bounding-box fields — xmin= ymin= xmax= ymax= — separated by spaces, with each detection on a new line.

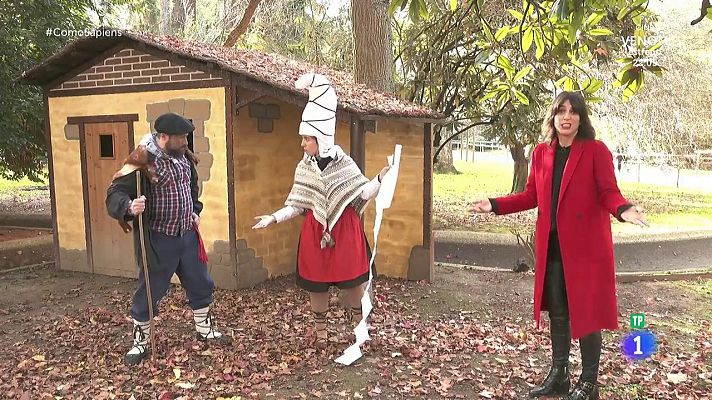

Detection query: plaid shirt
xmin=148 ymin=150 xmax=194 ymax=236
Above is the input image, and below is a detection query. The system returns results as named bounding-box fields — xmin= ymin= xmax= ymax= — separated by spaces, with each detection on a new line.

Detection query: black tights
xmin=544 ymin=233 xmax=602 ymax=384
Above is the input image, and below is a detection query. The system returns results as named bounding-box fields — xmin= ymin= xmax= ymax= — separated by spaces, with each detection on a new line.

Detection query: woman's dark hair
xmin=542 ymin=91 xmax=596 ymax=143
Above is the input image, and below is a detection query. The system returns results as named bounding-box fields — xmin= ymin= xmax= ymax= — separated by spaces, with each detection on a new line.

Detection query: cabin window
xmin=99 ymin=134 xmax=114 ymax=159
xmin=248 ymin=103 xmax=280 ymax=133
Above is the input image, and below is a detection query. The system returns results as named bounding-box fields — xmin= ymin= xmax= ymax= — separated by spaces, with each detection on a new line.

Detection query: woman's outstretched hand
xmin=252 ymin=215 xmax=276 ymax=229
xmin=469 ymin=199 xmax=492 ymax=213
xmin=621 ymin=206 xmax=649 ymax=227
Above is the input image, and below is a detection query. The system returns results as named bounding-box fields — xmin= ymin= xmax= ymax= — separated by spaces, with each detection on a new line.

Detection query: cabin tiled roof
xmin=20 ymin=28 xmax=442 ymax=121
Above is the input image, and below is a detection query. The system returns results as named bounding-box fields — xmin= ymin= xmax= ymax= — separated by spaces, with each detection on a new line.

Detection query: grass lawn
xmin=0 ymin=175 xmax=50 ymax=214
xmin=434 ymin=160 xmax=712 ymax=235
xmin=2 ymin=165 xmax=711 ymax=235
xmin=0 ymin=176 xmax=47 ymax=193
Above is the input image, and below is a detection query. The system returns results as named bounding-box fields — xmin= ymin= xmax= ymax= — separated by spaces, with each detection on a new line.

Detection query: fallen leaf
xmin=479 ymin=389 xmax=494 ymax=398
xmin=667 ymin=372 xmax=688 ymax=384
xmin=175 ymin=382 xmax=195 ymax=389
xmin=158 ymin=392 xmax=173 ymax=400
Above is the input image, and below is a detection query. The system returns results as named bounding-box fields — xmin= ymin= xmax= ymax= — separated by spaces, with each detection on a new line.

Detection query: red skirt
xmin=297 ymin=206 xmax=369 ymax=283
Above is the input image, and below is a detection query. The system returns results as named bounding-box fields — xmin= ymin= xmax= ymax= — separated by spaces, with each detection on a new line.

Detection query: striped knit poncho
xmin=285 ymin=151 xmax=370 ymax=232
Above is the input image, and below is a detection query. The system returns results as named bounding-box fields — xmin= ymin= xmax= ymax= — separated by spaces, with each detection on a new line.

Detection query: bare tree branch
xmin=518 ymin=0 xmax=532 ymax=60
xmin=223 ymin=0 xmax=262 ymax=47
xmin=691 ymin=0 xmax=711 ymax=25
xmin=434 ymin=120 xmax=495 ymax=161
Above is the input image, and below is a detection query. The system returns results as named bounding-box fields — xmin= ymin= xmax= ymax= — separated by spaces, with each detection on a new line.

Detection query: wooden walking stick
xmin=136 ymin=170 xmax=157 ymax=361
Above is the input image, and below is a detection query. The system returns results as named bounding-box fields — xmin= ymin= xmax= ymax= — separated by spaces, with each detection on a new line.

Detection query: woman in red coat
xmin=471 ymin=92 xmax=648 ymax=400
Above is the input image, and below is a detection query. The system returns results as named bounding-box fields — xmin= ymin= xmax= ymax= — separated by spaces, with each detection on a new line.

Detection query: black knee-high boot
xmin=564 ymin=331 xmax=602 ymax=400
xmin=530 ymin=234 xmax=571 ymax=398
xmin=530 ymin=316 xmax=571 ymax=397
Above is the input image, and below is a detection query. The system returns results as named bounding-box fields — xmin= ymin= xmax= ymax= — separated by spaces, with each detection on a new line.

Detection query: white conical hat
xmin=295 ymin=72 xmax=338 ymax=158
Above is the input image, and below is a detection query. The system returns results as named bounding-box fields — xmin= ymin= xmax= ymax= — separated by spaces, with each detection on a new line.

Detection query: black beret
xmin=154 ymin=112 xmax=194 ymax=135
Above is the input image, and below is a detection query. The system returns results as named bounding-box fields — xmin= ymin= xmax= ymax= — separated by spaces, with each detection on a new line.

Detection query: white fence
xmin=453 ymin=149 xmax=712 ymax=192
xmin=451 ymin=140 xmax=504 ymax=162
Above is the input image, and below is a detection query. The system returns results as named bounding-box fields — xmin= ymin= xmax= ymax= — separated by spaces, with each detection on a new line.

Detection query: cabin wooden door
xmin=84 ymin=122 xmax=135 ymax=277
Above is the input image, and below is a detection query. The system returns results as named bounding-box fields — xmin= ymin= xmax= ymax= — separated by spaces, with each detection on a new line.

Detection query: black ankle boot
xmin=564 ymin=381 xmax=599 ymax=400
xmin=529 ymin=364 xmax=571 ymax=397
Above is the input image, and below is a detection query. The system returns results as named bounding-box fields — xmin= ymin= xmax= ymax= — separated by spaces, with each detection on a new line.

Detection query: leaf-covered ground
xmin=1 ymin=265 xmax=710 ymax=399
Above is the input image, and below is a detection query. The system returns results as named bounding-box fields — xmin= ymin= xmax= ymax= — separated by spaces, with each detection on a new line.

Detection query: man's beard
xmin=165 ymin=146 xmax=186 ymax=157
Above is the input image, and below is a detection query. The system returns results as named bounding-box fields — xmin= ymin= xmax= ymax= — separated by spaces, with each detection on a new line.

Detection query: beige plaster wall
xmin=364 ymin=120 xmax=426 ymax=278
xmin=48 ymin=87 xmax=227 ymax=272
xmin=233 ymin=93 xmax=426 ymax=279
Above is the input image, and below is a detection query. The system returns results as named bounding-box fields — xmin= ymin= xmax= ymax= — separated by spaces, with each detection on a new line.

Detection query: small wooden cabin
xmin=20 ymin=28 xmax=442 ymax=289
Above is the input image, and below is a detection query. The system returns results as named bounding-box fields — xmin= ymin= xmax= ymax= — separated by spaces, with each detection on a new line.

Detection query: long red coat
xmin=494 ymin=138 xmax=629 ymax=339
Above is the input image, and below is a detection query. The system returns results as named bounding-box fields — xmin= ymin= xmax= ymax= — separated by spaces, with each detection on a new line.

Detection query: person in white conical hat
xmin=295 ymin=72 xmax=339 ymax=158
xmin=252 ymin=72 xmax=390 ymax=348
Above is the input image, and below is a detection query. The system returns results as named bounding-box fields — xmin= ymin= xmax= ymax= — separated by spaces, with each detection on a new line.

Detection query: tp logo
xmin=630 ymin=313 xmax=645 ymax=329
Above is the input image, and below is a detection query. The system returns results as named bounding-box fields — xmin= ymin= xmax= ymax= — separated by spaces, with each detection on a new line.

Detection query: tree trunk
xmin=160 ymin=0 xmax=171 ymax=34
xmin=186 ymin=0 xmax=196 ymax=23
xmin=351 ymin=0 xmax=394 ymax=92
xmin=171 ymin=0 xmax=185 ymax=35
xmin=510 ymin=142 xmax=528 ymax=193
xmin=434 ymin=126 xmax=459 ymax=174
xmin=144 ymin=2 xmax=159 ymax=29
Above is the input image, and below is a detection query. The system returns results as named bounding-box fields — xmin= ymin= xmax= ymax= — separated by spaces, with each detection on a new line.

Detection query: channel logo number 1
xmin=621 ymin=313 xmax=656 ymax=360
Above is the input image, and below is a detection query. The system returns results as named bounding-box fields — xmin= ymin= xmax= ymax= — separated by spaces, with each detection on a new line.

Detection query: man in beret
xmin=106 ymin=112 xmax=228 ymax=366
